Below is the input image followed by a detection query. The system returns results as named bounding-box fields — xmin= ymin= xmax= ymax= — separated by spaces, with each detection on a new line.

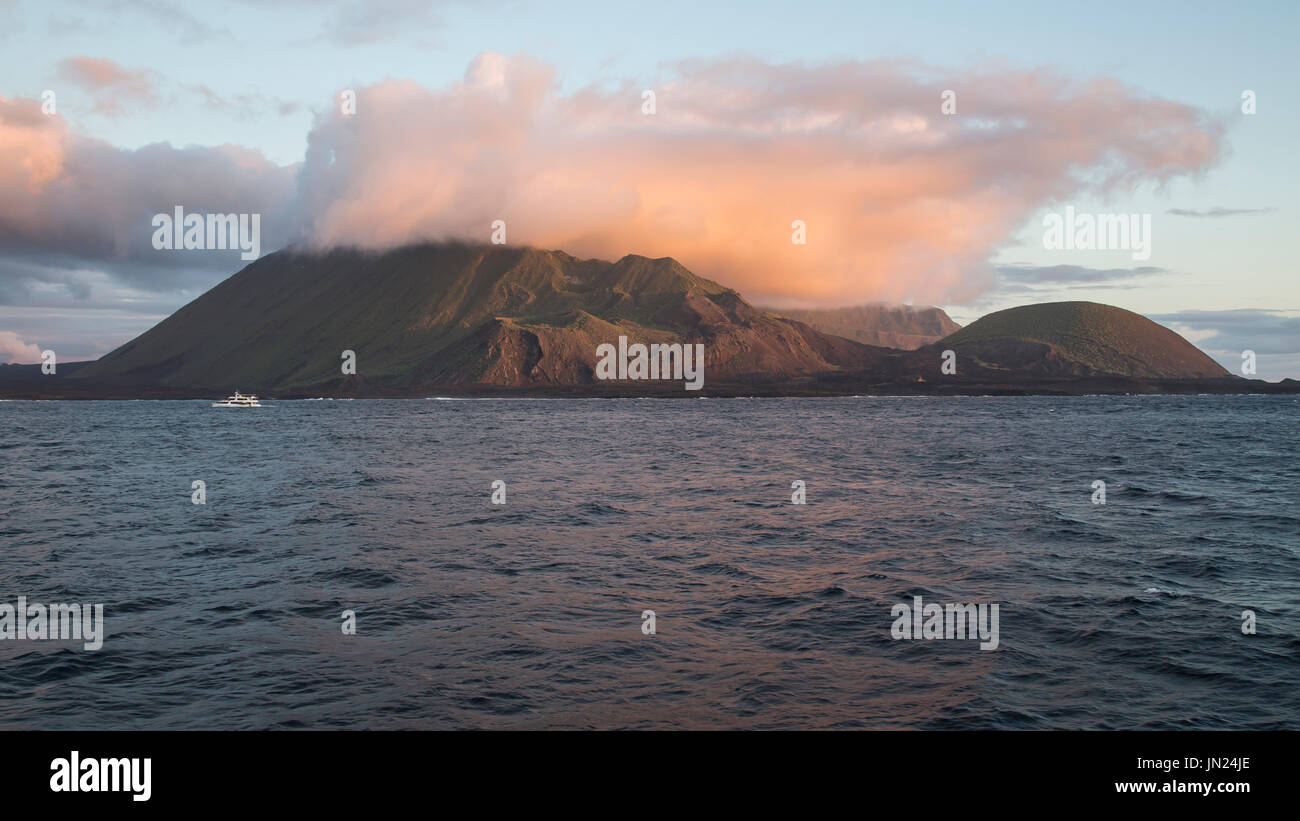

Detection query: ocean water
xmin=0 ymin=396 xmax=1297 ymax=730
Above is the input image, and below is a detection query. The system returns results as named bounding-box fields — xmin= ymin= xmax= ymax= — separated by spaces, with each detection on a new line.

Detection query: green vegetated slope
xmin=933 ymin=301 xmax=1229 ymax=378
xmin=77 ymin=242 xmax=885 ymax=392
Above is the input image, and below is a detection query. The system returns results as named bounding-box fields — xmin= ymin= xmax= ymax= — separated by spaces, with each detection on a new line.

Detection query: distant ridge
xmin=766 ymin=304 xmax=961 ymax=349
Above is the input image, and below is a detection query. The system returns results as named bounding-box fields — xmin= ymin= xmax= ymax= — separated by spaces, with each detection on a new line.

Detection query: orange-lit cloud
xmin=56 ymin=57 xmax=163 ymax=116
xmin=0 ymin=330 xmax=42 ymax=364
xmin=292 ymin=53 xmax=1226 ymax=306
xmin=0 ymin=96 xmax=67 ymax=194
xmin=1 ymin=54 xmax=1226 ymax=307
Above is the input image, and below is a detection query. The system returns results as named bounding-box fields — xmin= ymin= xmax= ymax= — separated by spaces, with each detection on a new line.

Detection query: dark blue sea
xmin=1 ymin=396 xmax=1297 ymax=729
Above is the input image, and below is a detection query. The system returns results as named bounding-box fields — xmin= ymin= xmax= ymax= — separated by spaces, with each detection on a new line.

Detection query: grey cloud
xmin=237 ymin=0 xmax=454 ymax=47
xmin=997 ymin=264 xmax=1167 ymax=285
xmin=1166 ymin=207 xmax=1277 ymax=218
xmin=321 ymin=0 xmax=447 ymax=46
xmin=188 ymin=84 xmax=304 ymax=120
xmin=0 ymin=97 xmax=298 ymax=300
xmin=71 ymin=0 xmax=229 ymax=44
xmin=1149 ymin=309 xmax=1300 ymax=356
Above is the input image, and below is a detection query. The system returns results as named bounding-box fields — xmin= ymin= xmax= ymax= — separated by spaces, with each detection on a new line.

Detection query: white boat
xmin=212 ymin=391 xmax=263 ymax=408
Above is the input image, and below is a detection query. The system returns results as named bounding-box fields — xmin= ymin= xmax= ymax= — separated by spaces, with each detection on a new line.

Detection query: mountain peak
xmin=602 ymin=253 xmax=725 ymax=297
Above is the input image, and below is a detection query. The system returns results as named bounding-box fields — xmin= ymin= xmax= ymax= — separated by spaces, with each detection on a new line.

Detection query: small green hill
xmin=937 ymin=301 xmax=1229 ymax=378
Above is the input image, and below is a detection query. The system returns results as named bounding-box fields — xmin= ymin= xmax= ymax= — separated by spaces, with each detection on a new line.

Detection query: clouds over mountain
xmin=288 ymin=54 xmax=1226 ymax=307
xmin=2 ymin=52 xmax=1227 ymax=311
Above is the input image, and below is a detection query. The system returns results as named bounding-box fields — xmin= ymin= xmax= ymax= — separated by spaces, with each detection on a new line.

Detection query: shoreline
xmin=3 ymin=381 xmax=1298 ymax=400
xmin=4 ymin=361 xmax=1297 ymax=400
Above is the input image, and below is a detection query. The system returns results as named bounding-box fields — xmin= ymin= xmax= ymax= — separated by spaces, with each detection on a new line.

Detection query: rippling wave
xmin=0 ymin=396 xmax=1297 ymax=729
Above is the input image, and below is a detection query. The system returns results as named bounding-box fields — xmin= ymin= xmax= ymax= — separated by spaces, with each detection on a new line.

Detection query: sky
xmin=1 ymin=0 xmax=1297 ymax=378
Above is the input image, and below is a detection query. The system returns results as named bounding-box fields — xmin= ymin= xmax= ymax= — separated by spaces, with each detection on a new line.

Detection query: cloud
xmin=316 ymin=0 xmax=447 ymax=46
xmin=1148 ymin=309 xmax=1300 ymax=356
xmin=229 ymin=0 xmax=453 ymax=47
xmin=997 ymin=264 xmax=1167 ymax=285
xmin=187 ymin=84 xmax=303 ymax=120
xmin=0 ymin=330 xmax=42 ymax=363
xmin=56 ymin=57 xmax=163 ymax=116
xmin=1149 ymin=309 xmax=1300 ymax=381
xmin=1166 ymin=207 xmax=1277 ymax=218
xmin=0 ymin=94 xmax=296 ymax=295
xmin=55 ymin=57 xmax=300 ymax=121
xmin=2 ymin=53 xmax=1229 ymax=310
xmin=290 ymin=54 xmax=1227 ymax=306
xmin=70 ymin=0 xmax=227 ymax=44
